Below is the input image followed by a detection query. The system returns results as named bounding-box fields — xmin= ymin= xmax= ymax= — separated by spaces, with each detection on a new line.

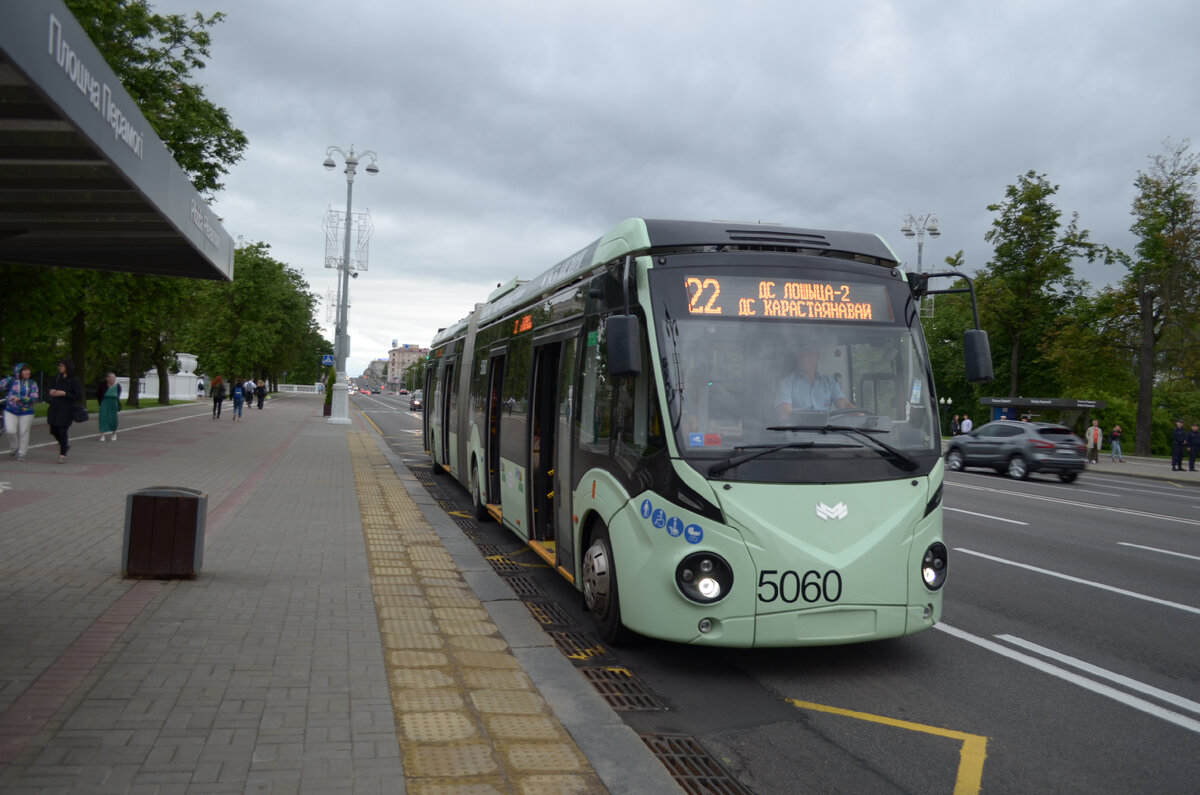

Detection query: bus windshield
xmin=650 ymin=265 xmax=940 ymax=481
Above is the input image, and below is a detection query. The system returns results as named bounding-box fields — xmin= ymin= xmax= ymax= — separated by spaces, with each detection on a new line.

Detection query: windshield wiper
xmin=709 ymin=441 xmax=854 ymax=477
xmin=764 ymin=424 xmax=920 ymax=472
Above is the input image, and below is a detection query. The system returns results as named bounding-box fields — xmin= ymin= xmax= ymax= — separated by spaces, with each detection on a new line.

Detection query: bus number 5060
xmin=757 ymin=569 xmax=843 ymax=604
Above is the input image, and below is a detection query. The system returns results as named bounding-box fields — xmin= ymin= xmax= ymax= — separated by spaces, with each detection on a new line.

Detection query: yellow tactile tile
xmin=482 ymin=714 xmax=566 ymax=742
xmin=393 ymin=689 xmax=466 ymax=712
xmin=390 ymin=668 xmax=456 ymax=689
xmin=401 ymin=711 xmax=478 ymax=742
xmin=462 ymin=668 xmax=533 ymax=691
xmin=448 ymin=636 xmax=510 ymax=653
xmin=470 ymin=689 xmax=548 ymax=716
xmin=518 ymin=774 xmax=607 ymax=794
xmin=408 ymin=779 xmax=507 ymax=795
xmin=439 ymin=619 xmax=500 ymax=637
xmin=386 ymin=650 xmax=448 ymax=668
xmin=503 ymin=743 xmax=588 ymax=773
xmin=405 ymin=742 xmax=499 ymax=777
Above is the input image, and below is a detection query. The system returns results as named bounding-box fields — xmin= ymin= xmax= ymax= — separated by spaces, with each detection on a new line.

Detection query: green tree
xmin=1121 ymin=140 xmax=1200 ymax=454
xmin=184 ymin=243 xmax=324 ymax=387
xmin=977 ymin=170 xmax=1099 ymax=398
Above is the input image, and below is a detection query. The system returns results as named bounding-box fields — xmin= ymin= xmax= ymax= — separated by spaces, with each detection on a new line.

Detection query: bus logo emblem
xmin=816 ymin=502 xmax=848 ymax=521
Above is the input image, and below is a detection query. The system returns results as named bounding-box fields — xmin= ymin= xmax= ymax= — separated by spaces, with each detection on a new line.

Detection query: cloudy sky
xmin=150 ymin=0 xmax=1199 ymax=378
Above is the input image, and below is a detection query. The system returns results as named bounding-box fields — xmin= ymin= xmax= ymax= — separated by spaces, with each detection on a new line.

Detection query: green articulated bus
xmin=424 ymin=219 xmax=993 ymax=647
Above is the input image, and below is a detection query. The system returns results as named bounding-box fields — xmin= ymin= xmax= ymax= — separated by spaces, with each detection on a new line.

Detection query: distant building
xmin=389 ymin=344 xmax=428 ymax=383
xmin=365 ymin=359 xmax=388 ymax=381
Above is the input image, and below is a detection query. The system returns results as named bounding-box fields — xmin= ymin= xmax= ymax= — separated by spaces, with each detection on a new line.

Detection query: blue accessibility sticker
xmin=684 ymin=524 xmax=703 ymax=544
xmin=652 ymin=508 xmax=667 ymax=529
xmin=666 ymin=516 xmax=684 ymax=537
xmin=640 ymin=498 xmax=653 ymax=519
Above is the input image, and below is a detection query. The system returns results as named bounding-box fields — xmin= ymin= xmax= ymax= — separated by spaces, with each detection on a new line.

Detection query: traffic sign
xmin=321 ymin=354 xmax=334 ymax=366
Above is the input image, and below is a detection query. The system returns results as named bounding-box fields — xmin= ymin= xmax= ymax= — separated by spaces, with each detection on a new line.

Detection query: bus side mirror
xmin=964 ymin=329 xmax=994 ymax=384
xmin=607 ymin=314 xmax=641 ymax=377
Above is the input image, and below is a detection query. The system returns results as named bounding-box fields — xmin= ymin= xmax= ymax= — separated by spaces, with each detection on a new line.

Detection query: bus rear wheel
xmin=582 ymin=523 xmax=632 ymax=645
xmin=470 ymin=462 xmax=490 ymax=521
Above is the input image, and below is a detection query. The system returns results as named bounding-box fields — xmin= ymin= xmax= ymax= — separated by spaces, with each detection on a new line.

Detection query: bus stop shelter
xmin=981 ymin=397 xmax=1108 ymax=427
xmin=0 ymin=0 xmax=233 ymax=281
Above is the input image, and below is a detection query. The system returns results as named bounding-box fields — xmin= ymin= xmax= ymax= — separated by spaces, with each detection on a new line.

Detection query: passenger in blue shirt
xmin=774 ymin=345 xmax=854 ymax=422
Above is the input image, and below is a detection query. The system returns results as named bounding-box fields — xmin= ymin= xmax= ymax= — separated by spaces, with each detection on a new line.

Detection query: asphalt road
xmin=357 ymin=392 xmax=1200 ymax=794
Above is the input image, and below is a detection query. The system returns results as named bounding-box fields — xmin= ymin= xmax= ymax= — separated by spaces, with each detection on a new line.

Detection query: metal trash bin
xmin=123 ymin=486 xmax=207 ymax=578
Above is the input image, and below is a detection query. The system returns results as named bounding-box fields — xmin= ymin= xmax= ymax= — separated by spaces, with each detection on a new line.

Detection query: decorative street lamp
xmin=323 ymin=145 xmax=379 ymax=424
xmin=901 ymin=213 xmax=940 ymax=316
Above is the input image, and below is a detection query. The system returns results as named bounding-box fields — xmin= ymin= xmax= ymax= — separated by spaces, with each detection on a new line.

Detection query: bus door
xmin=485 ymin=355 xmax=504 ymax=506
xmin=530 ymin=342 xmax=560 ymax=543
xmin=553 ymin=336 xmax=579 ymax=578
xmin=440 ymin=361 xmax=455 ymax=470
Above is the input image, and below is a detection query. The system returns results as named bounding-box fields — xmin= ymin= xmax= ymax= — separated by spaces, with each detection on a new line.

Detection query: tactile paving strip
xmin=639 ymin=733 xmax=753 ymax=795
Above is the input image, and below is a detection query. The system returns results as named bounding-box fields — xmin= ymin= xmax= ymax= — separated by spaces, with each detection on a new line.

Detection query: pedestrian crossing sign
xmin=321 ymin=354 xmax=334 ymax=366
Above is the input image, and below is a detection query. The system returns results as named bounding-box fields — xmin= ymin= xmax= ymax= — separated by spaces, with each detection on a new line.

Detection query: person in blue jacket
xmin=3 ymin=362 xmax=38 ymax=461
xmin=1186 ymin=423 xmax=1200 ymax=472
xmin=1171 ymin=419 xmax=1188 ymax=471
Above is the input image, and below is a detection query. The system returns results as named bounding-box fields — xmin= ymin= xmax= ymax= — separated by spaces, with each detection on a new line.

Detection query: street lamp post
xmin=900 ymin=213 xmax=940 ymax=316
xmin=323 ymin=145 xmax=379 ymax=424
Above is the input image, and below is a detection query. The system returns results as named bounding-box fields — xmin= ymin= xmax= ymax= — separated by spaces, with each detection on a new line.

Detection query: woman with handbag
xmin=98 ymin=372 xmax=121 ymax=442
xmin=47 ymin=358 xmax=83 ymax=463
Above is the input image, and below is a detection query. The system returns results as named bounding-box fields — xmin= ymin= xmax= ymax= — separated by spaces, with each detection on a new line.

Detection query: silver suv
xmin=945 ymin=420 xmax=1086 ymax=482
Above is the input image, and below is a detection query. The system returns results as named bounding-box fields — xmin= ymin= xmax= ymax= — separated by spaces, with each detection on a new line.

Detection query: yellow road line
xmin=787 ymin=699 xmax=988 ymax=794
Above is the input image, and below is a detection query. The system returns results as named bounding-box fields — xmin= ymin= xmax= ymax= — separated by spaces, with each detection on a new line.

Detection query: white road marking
xmin=996 ymin=634 xmax=1200 ymax=716
xmin=948 ymin=481 xmax=1200 ymax=527
xmin=945 ymin=507 xmax=1028 ymax=525
xmin=1117 ymin=542 xmax=1200 ymax=563
xmin=955 ymin=547 xmax=1200 ymax=616
xmin=935 ymin=623 xmax=1200 ymax=734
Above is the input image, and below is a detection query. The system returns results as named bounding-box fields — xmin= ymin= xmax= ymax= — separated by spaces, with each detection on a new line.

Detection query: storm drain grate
xmin=549 ymin=630 xmax=610 ymax=661
xmin=579 ymin=666 xmax=667 ymax=711
xmin=436 ymin=498 xmax=458 ymax=512
xmin=503 ymin=575 xmax=546 ymax=598
xmin=456 ymin=518 xmax=483 ymax=537
xmin=640 ymin=734 xmax=752 ymax=795
xmin=485 ymin=554 xmax=524 ymax=574
xmin=523 ymin=599 xmax=575 ymax=627
xmin=477 ymin=544 xmax=504 ymax=557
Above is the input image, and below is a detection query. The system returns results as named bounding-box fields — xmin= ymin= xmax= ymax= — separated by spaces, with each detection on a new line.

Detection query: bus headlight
xmin=921 ymin=543 xmax=948 ymax=591
xmin=676 ymin=553 xmax=733 ymax=604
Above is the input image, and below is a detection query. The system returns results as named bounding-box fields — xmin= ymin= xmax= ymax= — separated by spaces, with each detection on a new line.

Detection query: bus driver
xmin=774 ymin=344 xmax=854 ymax=421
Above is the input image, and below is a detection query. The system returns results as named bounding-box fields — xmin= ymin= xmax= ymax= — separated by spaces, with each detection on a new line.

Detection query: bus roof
xmin=430 ymin=218 xmax=901 ymax=347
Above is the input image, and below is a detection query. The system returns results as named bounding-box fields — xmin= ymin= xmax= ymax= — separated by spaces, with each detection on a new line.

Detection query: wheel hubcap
xmin=582 ymin=540 xmax=612 ymax=617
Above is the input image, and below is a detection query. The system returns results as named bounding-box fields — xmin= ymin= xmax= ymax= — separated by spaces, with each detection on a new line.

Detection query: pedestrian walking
xmin=960 ymin=414 xmax=973 ymax=434
xmin=950 ymin=414 xmax=961 ymax=436
xmin=211 ymin=375 xmax=226 ymax=419
xmin=3 ymin=362 xmax=38 ymax=461
xmin=98 ymin=372 xmax=121 ymax=441
xmin=1109 ymin=424 xmax=1124 ymax=462
xmin=231 ymin=380 xmax=244 ymax=421
xmin=1171 ymin=419 xmax=1187 ymax=471
xmin=46 ymin=358 xmax=82 ymax=464
xmin=1085 ymin=420 xmax=1102 ymax=464
xmin=197 ymin=376 xmax=206 ymax=400
xmin=1187 ymin=424 xmax=1200 ymax=472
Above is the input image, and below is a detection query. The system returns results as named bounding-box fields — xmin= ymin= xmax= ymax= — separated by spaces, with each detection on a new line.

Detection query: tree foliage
xmin=63 ymin=0 xmax=248 ymax=195
xmin=976 ymin=171 xmax=1098 ymax=399
xmin=1120 ymin=140 xmax=1200 ymax=453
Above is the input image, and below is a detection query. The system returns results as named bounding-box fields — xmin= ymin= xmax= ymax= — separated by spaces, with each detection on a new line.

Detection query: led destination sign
xmin=684 ymin=275 xmax=893 ymax=321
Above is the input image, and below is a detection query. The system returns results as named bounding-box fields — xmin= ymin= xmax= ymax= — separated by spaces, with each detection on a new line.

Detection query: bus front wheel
xmin=582 ymin=523 xmax=632 ymax=645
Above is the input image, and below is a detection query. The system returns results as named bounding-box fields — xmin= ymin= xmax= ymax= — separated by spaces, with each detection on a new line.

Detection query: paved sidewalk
xmin=0 ymin=394 xmax=677 ymax=793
